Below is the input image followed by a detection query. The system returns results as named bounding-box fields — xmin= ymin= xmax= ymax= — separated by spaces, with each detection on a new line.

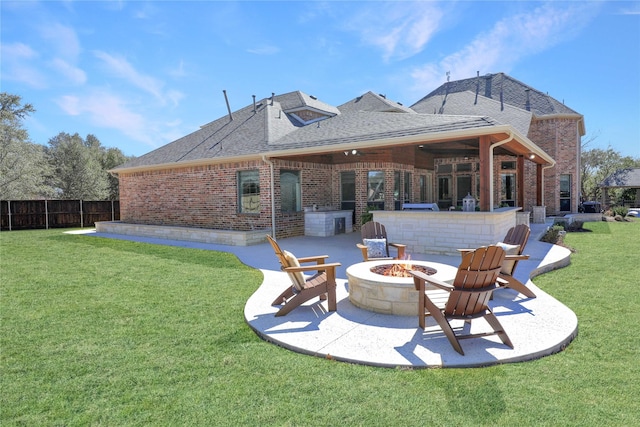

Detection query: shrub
xmin=611 ymin=206 xmax=628 ymax=217
xmin=542 ymin=225 xmax=565 ymax=244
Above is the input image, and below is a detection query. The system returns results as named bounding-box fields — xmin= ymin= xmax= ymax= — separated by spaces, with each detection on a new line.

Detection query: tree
xmin=0 ymin=93 xmax=53 ymax=199
xmin=101 ymin=147 xmax=130 ymax=200
xmin=47 ymin=132 xmax=110 ymax=200
xmin=580 ymin=136 xmax=640 ymax=205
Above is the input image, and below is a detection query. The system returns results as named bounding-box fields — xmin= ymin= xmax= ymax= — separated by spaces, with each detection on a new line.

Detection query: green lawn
xmin=1 ymin=222 xmax=639 ymax=426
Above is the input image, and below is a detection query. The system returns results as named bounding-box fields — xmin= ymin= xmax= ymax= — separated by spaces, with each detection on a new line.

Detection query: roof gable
xmin=412 ymin=72 xmax=580 ymax=117
xmin=338 ymin=91 xmax=415 ymax=114
xmin=411 ymin=90 xmax=533 ymax=135
xmin=601 ymin=168 xmax=640 ymax=188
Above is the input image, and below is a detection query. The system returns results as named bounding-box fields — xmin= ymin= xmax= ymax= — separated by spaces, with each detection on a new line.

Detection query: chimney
xmin=223 ymin=90 xmax=233 ymax=121
xmin=500 ymin=73 xmax=504 ymax=111
xmin=525 ymin=89 xmax=531 ymax=111
xmin=484 ymin=74 xmax=492 ymax=98
xmin=252 ymin=95 xmax=256 ymax=113
xmin=474 ymin=71 xmax=480 ymax=105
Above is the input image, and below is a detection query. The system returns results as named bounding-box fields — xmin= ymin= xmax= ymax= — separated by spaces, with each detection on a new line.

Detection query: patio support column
xmin=478 ymin=135 xmax=492 ymax=211
xmin=536 ymin=164 xmax=543 ymax=206
xmin=517 ymin=155 xmax=525 ymax=208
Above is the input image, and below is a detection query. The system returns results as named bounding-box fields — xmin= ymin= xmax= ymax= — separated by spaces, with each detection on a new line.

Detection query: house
xmin=600 ymin=168 xmax=640 ymax=208
xmin=110 ymin=73 xmax=583 ymax=242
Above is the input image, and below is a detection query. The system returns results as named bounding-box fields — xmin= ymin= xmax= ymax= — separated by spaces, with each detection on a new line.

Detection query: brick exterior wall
xmin=118 ymin=118 xmax=581 ymax=236
xmin=527 ymin=117 xmax=581 ymax=215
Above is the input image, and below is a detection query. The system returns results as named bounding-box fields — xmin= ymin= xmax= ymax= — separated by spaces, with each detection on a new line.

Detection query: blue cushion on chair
xmin=363 ymin=238 xmax=387 ymax=258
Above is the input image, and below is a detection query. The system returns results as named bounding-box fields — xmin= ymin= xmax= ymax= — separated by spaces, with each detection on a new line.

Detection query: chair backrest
xmin=361 ymin=221 xmax=388 ymax=240
xmin=266 ymin=234 xmax=288 ymax=269
xmin=266 ymin=234 xmax=306 ymax=290
xmin=503 ymin=224 xmax=530 ymax=256
xmin=361 ymin=221 xmax=390 ymax=256
xmin=445 ymin=246 xmax=505 ymax=317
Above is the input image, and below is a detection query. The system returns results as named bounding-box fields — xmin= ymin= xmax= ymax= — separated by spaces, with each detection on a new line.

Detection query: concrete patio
xmin=87 ymin=220 xmax=577 ymax=369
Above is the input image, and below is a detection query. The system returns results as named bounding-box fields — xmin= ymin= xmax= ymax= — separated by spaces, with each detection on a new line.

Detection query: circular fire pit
xmin=346 ymin=260 xmax=457 ymax=316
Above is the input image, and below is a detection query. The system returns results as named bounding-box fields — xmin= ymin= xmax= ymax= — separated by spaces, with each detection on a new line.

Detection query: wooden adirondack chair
xmin=266 ymin=234 xmax=340 ymax=317
xmin=459 ymin=224 xmax=535 ymax=298
xmin=356 ymin=221 xmax=407 ymax=261
xmin=410 ymin=245 xmax=514 ymax=355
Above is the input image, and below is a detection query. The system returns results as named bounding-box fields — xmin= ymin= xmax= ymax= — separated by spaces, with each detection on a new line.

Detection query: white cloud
xmin=56 ymin=90 xmax=154 ymax=147
xmin=55 ymin=89 xmax=191 ymax=150
xmin=410 ymin=2 xmax=600 ymax=96
xmin=93 ymin=50 xmax=183 ymax=106
xmin=39 ymin=22 xmax=81 ymax=60
xmin=246 ymin=45 xmax=280 ymax=55
xmin=346 ymin=1 xmax=444 ymax=61
xmin=49 ymin=58 xmax=87 ymax=85
xmin=0 ymin=42 xmax=48 ymax=88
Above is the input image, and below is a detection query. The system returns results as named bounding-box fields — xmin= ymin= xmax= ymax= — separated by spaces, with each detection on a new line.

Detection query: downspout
xmin=262 ymin=155 xmax=276 ymax=238
xmin=488 ymin=131 xmax=514 ymax=211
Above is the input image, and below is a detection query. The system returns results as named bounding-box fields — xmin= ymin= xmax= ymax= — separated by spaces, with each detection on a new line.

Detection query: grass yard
xmin=1 ymin=221 xmax=639 ymax=426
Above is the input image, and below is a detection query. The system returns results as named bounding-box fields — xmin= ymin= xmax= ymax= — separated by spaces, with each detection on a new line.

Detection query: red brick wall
xmin=119 ymin=160 xmax=272 ymax=231
xmin=527 ymin=117 xmax=581 ymax=214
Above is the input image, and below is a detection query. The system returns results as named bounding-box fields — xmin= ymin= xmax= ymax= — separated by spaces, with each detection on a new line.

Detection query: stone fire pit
xmin=346 ymin=260 xmax=457 ymax=316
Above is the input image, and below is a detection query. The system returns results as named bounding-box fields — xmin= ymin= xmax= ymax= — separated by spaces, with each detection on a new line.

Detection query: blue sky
xmin=2 ymin=1 xmax=639 ymax=158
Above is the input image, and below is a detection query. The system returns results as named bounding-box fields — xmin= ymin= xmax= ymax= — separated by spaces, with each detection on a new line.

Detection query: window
xmin=501 ymin=161 xmax=516 ymax=170
xmin=560 ymin=174 xmax=571 ymax=211
xmin=457 ymin=163 xmax=472 ymax=172
xmin=404 ymin=172 xmax=411 ymax=203
xmin=394 ymin=171 xmax=401 ymax=202
xmin=280 ymin=170 xmax=301 ymax=212
xmin=367 ymin=170 xmax=385 ymax=209
xmin=419 ymin=173 xmax=433 ymax=202
xmin=438 ymin=164 xmax=452 ymax=173
xmin=457 ymin=176 xmax=472 ymax=206
xmin=501 ymin=173 xmax=516 ymax=207
xmin=238 ymin=170 xmax=260 ymax=214
xmin=340 ymin=171 xmax=356 ymax=216
xmin=438 ymin=176 xmax=452 ymax=208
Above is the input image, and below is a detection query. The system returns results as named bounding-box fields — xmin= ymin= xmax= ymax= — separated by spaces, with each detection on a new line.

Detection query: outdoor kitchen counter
xmin=304 ymin=209 xmax=353 ymax=237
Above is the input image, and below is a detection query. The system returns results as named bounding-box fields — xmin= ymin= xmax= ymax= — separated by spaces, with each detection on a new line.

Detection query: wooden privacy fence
xmin=0 ymin=200 xmax=120 ymax=231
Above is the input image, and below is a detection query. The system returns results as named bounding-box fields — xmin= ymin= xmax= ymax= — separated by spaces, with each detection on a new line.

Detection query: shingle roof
xmin=411 ymin=90 xmax=533 ymax=136
xmin=412 ymin=72 xmax=580 ymax=117
xmin=115 ymin=90 xmax=499 ymax=170
xmin=338 ymin=91 xmax=415 ymax=114
xmin=600 ymin=168 xmax=640 ymax=188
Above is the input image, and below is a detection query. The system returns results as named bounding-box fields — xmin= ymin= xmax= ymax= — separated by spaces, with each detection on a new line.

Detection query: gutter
xmin=488 ymin=132 xmax=514 ymax=212
xmin=261 ymin=155 xmax=276 ymax=238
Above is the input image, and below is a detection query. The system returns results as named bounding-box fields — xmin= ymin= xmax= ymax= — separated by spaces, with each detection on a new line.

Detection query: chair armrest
xmin=388 ymin=243 xmax=406 ymax=249
xmin=283 ymin=262 xmax=341 ymax=274
xmin=504 ymin=254 xmax=530 ymax=261
xmin=296 ymin=255 xmax=330 ymax=264
xmin=409 ymin=269 xmax=454 ymax=292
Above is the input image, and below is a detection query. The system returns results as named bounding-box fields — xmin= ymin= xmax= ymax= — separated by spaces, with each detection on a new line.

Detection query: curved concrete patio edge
xmin=244 ymin=243 xmax=578 ymax=368
xmin=79 ymin=223 xmax=578 ymax=368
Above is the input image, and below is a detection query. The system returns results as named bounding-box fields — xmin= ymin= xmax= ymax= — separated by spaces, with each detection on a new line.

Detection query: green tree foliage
xmin=102 ymin=147 xmax=130 ymax=200
xmin=0 ymin=93 xmax=54 ymax=199
xmin=47 ymin=132 xmax=111 ymax=200
xmin=581 ymin=143 xmax=640 ymax=204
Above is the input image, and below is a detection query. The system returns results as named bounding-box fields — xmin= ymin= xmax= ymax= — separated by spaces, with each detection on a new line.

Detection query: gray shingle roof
xmin=600 ymin=168 xmax=640 ymax=188
xmin=412 ymin=72 xmax=580 ymax=117
xmin=338 ymin=91 xmax=415 ymax=114
xmin=411 ymin=90 xmax=533 ymax=136
xmin=116 ymin=90 xmax=499 ymax=170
